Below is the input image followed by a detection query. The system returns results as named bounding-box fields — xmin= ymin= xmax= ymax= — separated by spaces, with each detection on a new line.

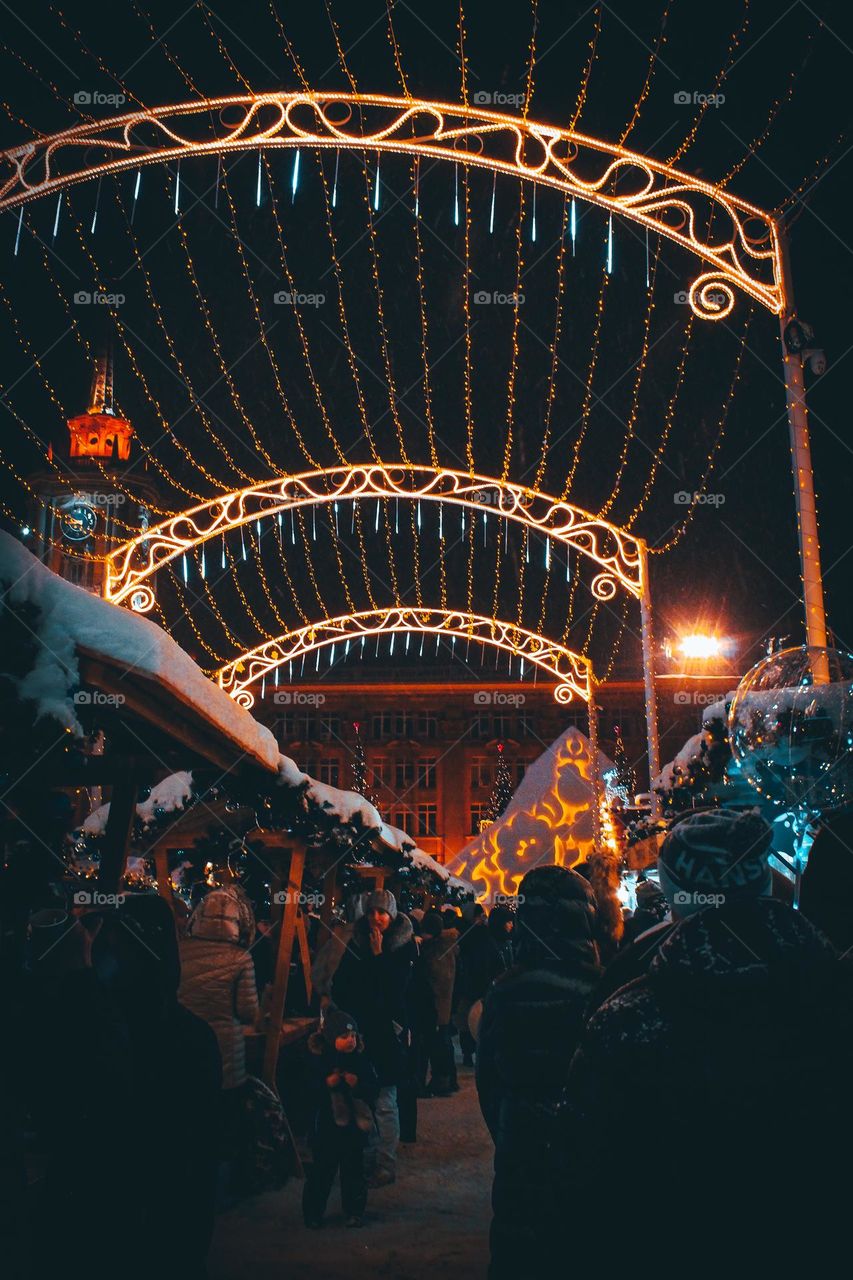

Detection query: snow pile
xmin=0 ymin=532 xmax=279 ymax=771
xmin=653 ymin=695 xmax=733 ymax=791
xmin=82 ymin=770 xmax=196 ymax=837
xmin=447 ymin=727 xmax=611 ymax=900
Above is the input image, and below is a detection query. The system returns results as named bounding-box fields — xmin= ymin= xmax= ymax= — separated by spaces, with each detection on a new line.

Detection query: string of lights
xmin=667 ymin=0 xmax=751 ymax=165
xmin=626 ymin=309 xmax=695 ymax=527
xmin=618 ymin=1 xmax=672 ymax=145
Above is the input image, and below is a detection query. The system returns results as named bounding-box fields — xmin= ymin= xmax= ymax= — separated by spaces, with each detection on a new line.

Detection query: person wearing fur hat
xmin=476 ymin=865 xmax=601 ymax=1280
xmin=331 ymin=889 xmax=416 ymax=1186
xmin=557 ymin=807 xmax=853 ymax=1268
xmin=303 ymin=1009 xmax=378 ymax=1229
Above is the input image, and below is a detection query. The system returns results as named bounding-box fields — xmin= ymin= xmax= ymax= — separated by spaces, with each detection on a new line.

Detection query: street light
xmin=678 ymin=634 xmax=723 ymax=660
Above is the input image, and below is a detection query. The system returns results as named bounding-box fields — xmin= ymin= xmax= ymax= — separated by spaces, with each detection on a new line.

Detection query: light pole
xmin=776 ymin=218 xmax=829 ymax=666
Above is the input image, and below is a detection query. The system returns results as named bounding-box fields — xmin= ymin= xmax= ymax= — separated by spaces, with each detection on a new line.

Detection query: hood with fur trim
xmin=350 ymin=911 xmax=414 ymax=954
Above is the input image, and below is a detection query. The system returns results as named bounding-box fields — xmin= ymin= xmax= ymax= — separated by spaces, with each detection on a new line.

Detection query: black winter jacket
xmin=331 ymin=914 xmax=416 ymax=1085
xmin=557 ymin=898 xmax=853 ymax=1269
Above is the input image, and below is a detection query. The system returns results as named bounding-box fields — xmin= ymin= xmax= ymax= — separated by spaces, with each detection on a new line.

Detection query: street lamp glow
xmin=678 ymin=633 xmax=722 ymax=659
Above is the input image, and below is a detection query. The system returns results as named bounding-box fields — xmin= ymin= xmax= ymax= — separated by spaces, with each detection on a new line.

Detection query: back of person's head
xmin=186 ymin=884 xmax=256 ymax=947
xmin=421 ymin=909 xmax=444 ymax=938
xmin=441 ymin=907 xmax=461 ymax=929
xmin=488 ymin=904 xmax=514 ymax=935
xmin=658 ymin=808 xmax=773 ymax=918
xmin=92 ymin=892 xmax=181 ymax=1011
xmin=515 ymin=865 xmax=598 ymax=968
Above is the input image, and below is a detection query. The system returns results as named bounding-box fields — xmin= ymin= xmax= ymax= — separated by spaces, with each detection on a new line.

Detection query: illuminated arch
xmin=0 ymin=92 xmax=782 ymax=320
xmin=216 ymin=608 xmax=595 ymax=710
xmin=104 ymin=463 xmax=646 ymax=613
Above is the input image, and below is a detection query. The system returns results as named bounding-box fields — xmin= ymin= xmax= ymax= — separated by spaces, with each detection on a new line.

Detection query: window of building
xmin=393 ymin=712 xmax=414 ymax=739
xmin=470 ymin=713 xmax=491 ymax=740
xmin=371 ymin=757 xmax=389 ymax=789
xmin=318 ymin=715 xmax=341 ymax=741
xmin=514 ymin=759 xmax=527 ymax=786
xmin=371 ymin=713 xmax=393 ymax=740
xmin=493 ymin=713 xmax=512 ymax=740
xmin=417 ymin=711 xmax=438 ymax=739
xmin=417 ymin=757 xmax=437 ymax=789
xmin=319 ymin=757 xmax=341 ymax=787
xmin=518 ymin=712 xmax=535 ymax=738
xmin=470 ymin=757 xmax=491 ymax=789
xmin=393 ymin=810 xmax=416 ymax=837
xmin=469 ymin=803 xmax=487 ymax=834
xmin=417 ymin=804 xmax=437 ymax=837
xmin=395 ymin=758 xmax=415 ymax=790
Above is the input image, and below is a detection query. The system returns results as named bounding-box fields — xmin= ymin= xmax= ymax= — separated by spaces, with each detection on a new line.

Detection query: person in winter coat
xmin=455 ymin=905 xmax=503 ymax=1066
xmin=303 ymin=1009 xmax=379 ymax=1229
xmin=557 ymin=892 xmax=853 ymax=1270
xmin=476 ymin=865 xmax=601 ymax=1280
xmin=590 ymin=809 xmax=772 ymax=1011
xmin=331 ymin=889 xmax=416 ymax=1186
xmin=179 ymin=886 xmax=259 ymax=1092
xmin=415 ymin=909 xmax=459 ymax=1095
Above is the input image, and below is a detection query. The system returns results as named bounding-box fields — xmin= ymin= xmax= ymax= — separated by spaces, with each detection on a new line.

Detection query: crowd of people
xmin=6 ymin=803 xmax=853 ymax=1277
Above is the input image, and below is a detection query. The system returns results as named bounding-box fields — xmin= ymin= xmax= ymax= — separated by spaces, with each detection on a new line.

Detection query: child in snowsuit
xmin=303 ymin=1009 xmax=378 ymax=1228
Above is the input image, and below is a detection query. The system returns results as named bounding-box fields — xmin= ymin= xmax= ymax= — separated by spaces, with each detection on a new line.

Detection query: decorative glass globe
xmin=728 ymin=646 xmax=853 ymax=816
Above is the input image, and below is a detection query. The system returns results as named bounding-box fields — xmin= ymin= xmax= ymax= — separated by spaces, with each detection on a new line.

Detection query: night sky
xmin=2 ymin=0 xmax=852 ymax=685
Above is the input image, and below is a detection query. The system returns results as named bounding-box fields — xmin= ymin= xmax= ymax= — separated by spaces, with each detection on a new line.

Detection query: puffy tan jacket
xmin=179 ymin=890 xmax=259 ymax=1089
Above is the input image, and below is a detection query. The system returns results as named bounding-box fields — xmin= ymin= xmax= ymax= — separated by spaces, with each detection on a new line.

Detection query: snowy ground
xmin=209 ymin=1063 xmax=492 ymax=1279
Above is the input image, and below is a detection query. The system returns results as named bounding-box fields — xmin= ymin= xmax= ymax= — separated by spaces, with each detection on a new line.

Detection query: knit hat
xmin=322 ymin=1009 xmax=359 ymax=1044
xmin=658 ymin=808 xmax=773 ymax=916
xmin=364 ymin=888 xmax=397 ymax=918
xmin=515 ymin=865 xmax=598 ymax=966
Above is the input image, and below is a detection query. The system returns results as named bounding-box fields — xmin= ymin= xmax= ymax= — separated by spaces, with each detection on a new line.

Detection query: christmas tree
xmin=486 ymin=743 xmax=514 ymax=823
xmin=612 ymin=724 xmax=636 ymax=797
xmin=350 ymin=721 xmax=379 ymax=808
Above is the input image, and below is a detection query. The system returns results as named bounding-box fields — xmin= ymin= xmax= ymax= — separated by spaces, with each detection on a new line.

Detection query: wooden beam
xmin=295 ymin=912 xmax=312 ymax=1006
xmin=97 ymin=771 xmax=138 ymax=895
xmin=263 ymin=841 xmax=306 ymax=1089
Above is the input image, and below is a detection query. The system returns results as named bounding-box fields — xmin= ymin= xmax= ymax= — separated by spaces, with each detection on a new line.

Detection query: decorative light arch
xmin=104 ymin=463 xmax=646 ymax=613
xmin=218 ymin=607 xmax=595 ymax=710
xmin=0 ymin=92 xmax=784 ymax=320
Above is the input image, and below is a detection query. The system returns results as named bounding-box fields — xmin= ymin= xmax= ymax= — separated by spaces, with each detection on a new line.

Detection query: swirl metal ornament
xmin=216 ymin=608 xmax=594 ymax=708
xmin=104 ymin=463 xmax=646 ymax=609
xmin=0 ymin=92 xmax=783 ymax=319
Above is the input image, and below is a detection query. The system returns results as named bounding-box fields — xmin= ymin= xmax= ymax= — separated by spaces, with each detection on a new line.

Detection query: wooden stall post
xmin=97 ymin=771 xmax=138 ymax=895
xmin=263 ymin=840 xmax=306 ymax=1089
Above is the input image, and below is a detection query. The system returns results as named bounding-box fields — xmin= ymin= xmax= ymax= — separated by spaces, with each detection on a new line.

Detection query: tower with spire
xmin=26 ymin=342 xmax=158 ymax=594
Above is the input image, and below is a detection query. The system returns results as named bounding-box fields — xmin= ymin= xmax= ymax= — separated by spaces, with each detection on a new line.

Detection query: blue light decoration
xmin=91 ymin=177 xmax=102 ymax=234
xmin=52 ymin=192 xmax=63 ymax=240
xmin=606 ymin=214 xmax=614 ymax=275
xmin=315 ymin=648 xmax=321 ymax=672
xmin=414 ymin=157 xmax=420 ymax=219
xmin=438 ymin=502 xmax=444 ymax=539
xmin=200 ymin=546 xmax=206 ymax=578
xmin=360 ymin=636 xmax=366 ymax=653
xmin=334 ymin=501 xmax=340 ymax=535
xmin=256 ymin=152 xmax=263 ymax=207
xmin=332 ymin=150 xmax=340 ymax=208
xmin=131 ymin=170 xmax=142 ymax=224
xmin=417 ymin=500 xmax=422 ymax=531
xmin=261 ymin=675 xmax=266 ymax=698
xmin=291 ymin=149 xmax=301 ymax=203
xmin=566 ymin=548 xmax=571 ymax=582
xmin=274 ymin=666 xmax=280 ymax=686
xmin=182 ymin=553 xmax=189 ymax=584
xmin=374 ymin=500 xmax=380 ymax=532
xmin=489 ymin=171 xmax=497 ymax=234
xmin=482 ymin=509 xmax=487 ymax=546
xmin=405 ymin=633 xmax=410 ymax=654
xmin=241 ymin=526 xmax=247 ymax=560
xmin=454 ymin=162 xmax=460 ymax=227
xmin=525 ymin=534 xmax=530 ymax=564
xmin=570 ymin=197 xmax=577 ymax=255
xmin=256 ymin=518 xmax=262 ymax=538
xmin=545 ymin=536 xmax=550 ymax=569
xmin=389 ymin=633 xmax=395 ymax=657
xmin=419 ymin=634 xmax=425 ymax=657
xmin=351 ymin=502 xmax=356 ymax=534
xmin=174 ymin=161 xmax=181 ymax=215
xmin=531 ymin=183 xmax=537 ymax=243
xmin=312 ymin=506 xmax=317 ymax=540
xmin=221 ymin=537 xmax=226 ymax=570
xmin=330 ymin=644 xmax=336 ymax=665
xmin=645 ymin=226 xmax=650 ymax=288
xmin=14 ymin=207 xmax=23 ymax=256
xmin=373 ymin=159 xmax=381 ymax=211
xmin=277 ymin=510 xmax=283 ymax=539
xmin=344 ymin=638 xmax=350 ymax=657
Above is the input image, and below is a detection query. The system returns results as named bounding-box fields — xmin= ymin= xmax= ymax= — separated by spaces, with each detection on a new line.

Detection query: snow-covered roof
xmin=0 ymin=532 xmax=279 ymax=772
xmin=82 ymin=769 xmax=195 ymax=837
xmin=447 ymin=726 xmax=612 ymax=899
